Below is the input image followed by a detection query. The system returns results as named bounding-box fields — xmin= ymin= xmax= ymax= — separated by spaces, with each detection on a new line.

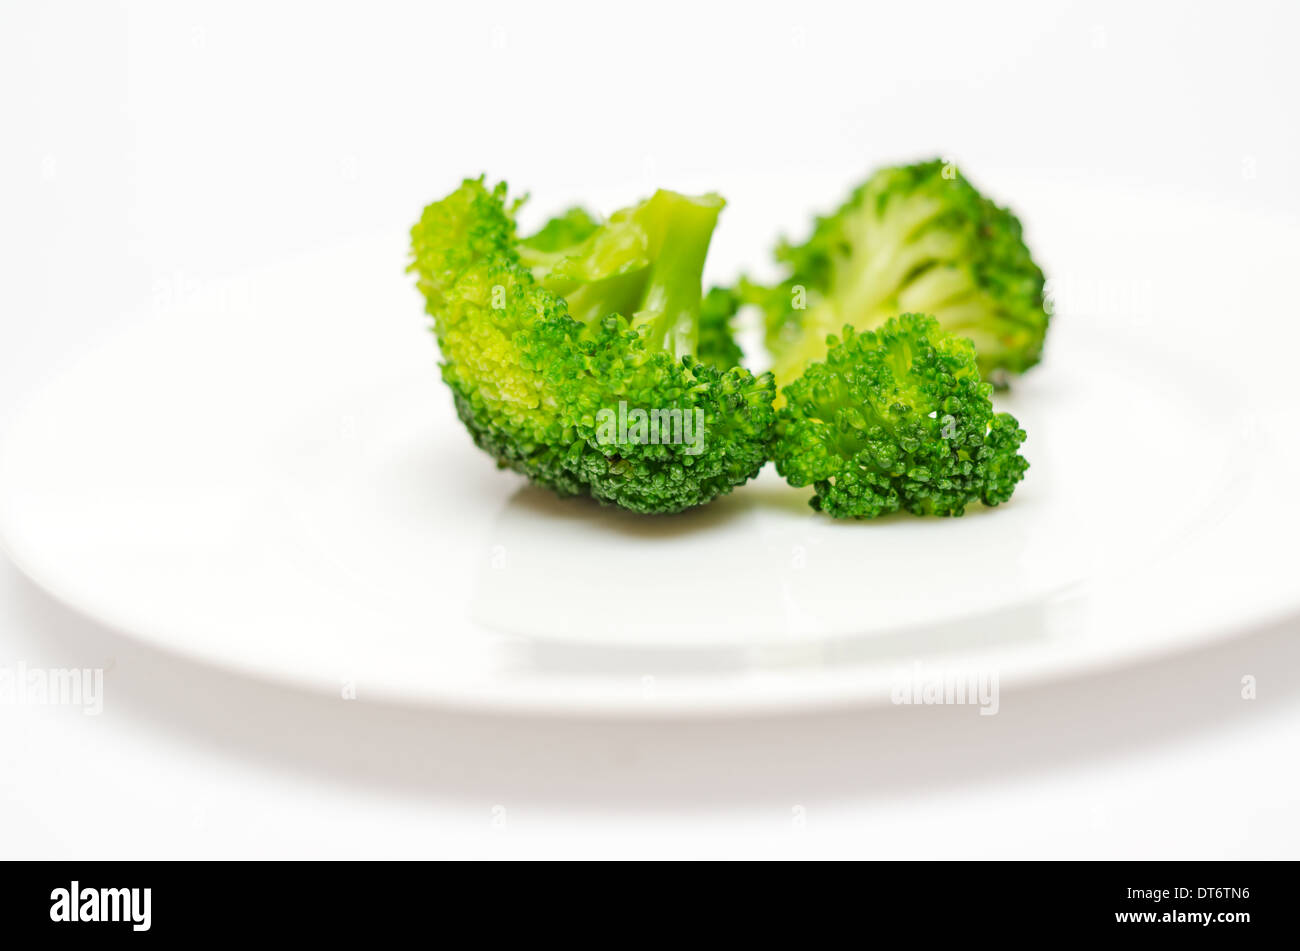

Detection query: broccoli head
xmin=772 ymin=313 xmax=1028 ymax=519
xmin=409 ymin=178 xmax=776 ymax=514
xmin=752 ymin=159 xmax=1048 ymax=386
xmin=696 ymin=285 xmax=746 ymax=371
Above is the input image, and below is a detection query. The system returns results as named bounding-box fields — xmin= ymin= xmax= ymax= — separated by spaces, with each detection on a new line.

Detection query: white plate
xmin=2 ymin=181 xmax=1298 ymax=715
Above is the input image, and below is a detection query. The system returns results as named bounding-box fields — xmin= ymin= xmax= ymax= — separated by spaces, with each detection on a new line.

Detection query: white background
xmin=2 ymin=0 xmax=1298 ymax=858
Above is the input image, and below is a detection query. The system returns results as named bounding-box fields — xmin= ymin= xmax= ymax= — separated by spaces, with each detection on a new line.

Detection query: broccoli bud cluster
xmin=409 ymin=179 xmax=775 ymax=514
xmin=773 ymin=315 xmax=1028 ymax=518
xmin=411 ymin=160 xmax=1043 ymax=519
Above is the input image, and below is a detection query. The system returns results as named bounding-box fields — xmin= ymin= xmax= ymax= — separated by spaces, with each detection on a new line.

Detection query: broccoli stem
xmin=635 ymin=191 xmax=723 ymax=361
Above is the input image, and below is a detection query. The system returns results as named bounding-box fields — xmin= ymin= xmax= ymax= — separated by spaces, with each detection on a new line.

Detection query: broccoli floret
xmin=752 ymin=159 xmax=1048 ymax=386
xmin=517 ymin=206 xmax=602 ymax=255
xmin=696 ymin=285 xmax=746 ymax=370
xmin=772 ymin=313 xmax=1028 ymax=519
xmin=409 ymin=178 xmax=776 ymax=514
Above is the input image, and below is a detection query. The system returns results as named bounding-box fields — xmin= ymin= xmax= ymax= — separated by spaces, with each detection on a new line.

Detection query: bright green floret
xmin=409 ymin=178 xmax=776 ymax=514
xmin=696 ymin=285 xmax=746 ymax=371
xmin=773 ymin=313 xmax=1029 ymax=519
xmin=751 ymin=159 xmax=1049 ymax=386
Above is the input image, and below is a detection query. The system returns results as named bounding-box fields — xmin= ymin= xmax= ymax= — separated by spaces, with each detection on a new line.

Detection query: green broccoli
xmin=750 ymin=159 xmax=1048 ymax=387
xmin=773 ymin=313 xmax=1028 ymax=519
xmin=409 ymin=178 xmax=776 ymax=515
xmin=696 ymin=285 xmax=746 ymax=371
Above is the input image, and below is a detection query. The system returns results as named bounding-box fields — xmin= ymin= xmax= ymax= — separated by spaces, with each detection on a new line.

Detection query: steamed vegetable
xmin=749 ymin=159 xmax=1049 ymax=387
xmin=772 ymin=314 xmax=1029 ymax=518
xmin=409 ymin=178 xmax=776 ymax=514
